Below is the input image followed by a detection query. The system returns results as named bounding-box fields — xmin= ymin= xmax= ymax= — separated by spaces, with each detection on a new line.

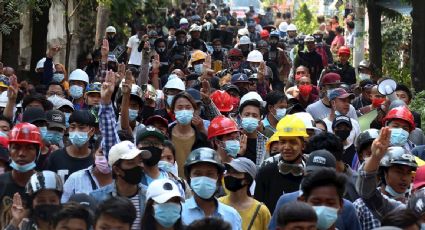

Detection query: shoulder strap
xmin=247 ymin=203 xmax=262 ymax=230
xmin=85 ymin=169 xmax=98 ymax=190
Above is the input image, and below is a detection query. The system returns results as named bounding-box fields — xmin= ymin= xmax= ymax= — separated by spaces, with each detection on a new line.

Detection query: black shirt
xmin=342 ymin=144 xmax=357 ymax=167
xmin=46 ymin=147 xmax=93 ymax=182
xmin=0 ymin=172 xmax=29 ymax=213
xmin=245 ymin=138 xmax=257 ymax=164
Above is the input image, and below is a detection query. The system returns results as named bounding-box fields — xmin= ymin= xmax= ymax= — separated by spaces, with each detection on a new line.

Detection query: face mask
xmin=10 ymin=160 xmax=36 ymax=172
xmin=224 ymin=175 xmax=245 ymax=192
xmin=359 ymin=73 xmax=371 ymax=80
xmin=313 ymin=206 xmax=338 ymax=230
xmin=39 ymin=127 xmax=48 ymax=141
xmin=52 ymin=73 xmax=65 ymax=83
xmin=69 ymin=131 xmax=90 ymax=147
xmin=385 ymin=185 xmax=406 ymax=199
xmin=70 ymin=85 xmax=84 ymax=99
xmin=299 ymin=84 xmax=313 ymax=98
xmin=95 ymin=155 xmax=111 ymax=174
xmin=141 ymin=146 xmax=162 ymax=166
xmin=158 ymin=160 xmax=178 ymax=176
xmin=335 ymin=110 xmax=342 ymax=116
xmin=421 ymin=223 xmax=425 ymax=230
xmin=157 ymin=47 xmax=166 ymax=53
xmin=64 ymin=113 xmax=71 ymax=128
xmin=120 ymin=166 xmax=143 ymax=185
xmin=166 ymin=95 xmax=175 ymax=107
xmin=129 ymin=109 xmax=138 ymax=121
xmin=44 ymin=130 xmax=64 ymax=145
xmin=275 ymin=108 xmax=287 ymax=121
xmin=390 ymin=128 xmax=409 ymax=146
xmin=372 ymin=98 xmax=385 ymax=108
xmin=335 ymin=130 xmax=350 ymax=141
xmin=33 ymin=204 xmax=61 ymax=222
xmin=153 ymin=203 xmax=182 ymax=228
xmin=224 ymin=140 xmax=240 ymax=157
xmin=190 ymin=176 xmax=217 ymax=199
xmin=213 ymin=46 xmax=222 ymax=52
xmin=194 ymin=64 xmax=203 ymax=74
xmin=241 ymin=117 xmax=259 ymax=133
xmin=175 ymin=110 xmax=194 ymax=125
xmin=0 ymin=131 xmax=7 ymax=137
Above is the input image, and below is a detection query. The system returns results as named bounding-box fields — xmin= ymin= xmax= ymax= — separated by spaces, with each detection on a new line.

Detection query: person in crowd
xmin=52 ymin=202 xmax=92 ymax=230
xmin=275 ymin=201 xmax=318 ymax=230
xmin=208 ymin=116 xmax=243 ymax=163
xmin=331 ymin=26 xmax=345 ymax=54
xmin=329 ymin=46 xmax=356 ymax=85
xmin=358 ymin=60 xmax=378 ymax=83
xmin=395 ymin=84 xmax=421 ymax=128
xmin=84 ymin=82 xmax=101 ymax=107
xmin=331 ymin=115 xmax=357 ymax=167
xmin=380 ymin=209 xmax=421 ymax=230
xmin=293 ymin=35 xmax=324 ymax=85
xmin=352 ymin=79 xmax=374 ymax=112
xmin=47 ymin=82 xmax=67 ymax=98
xmin=127 ymin=26 xmax=146 ymax=69
xmin=262 ymin=91 xmax=288 ymax=137
xmin=186 ymin=217 xmax=232 ymax=230
xmin=353 ymin=129 xmax=380 ymax=171
xmin=93 ymin=196 xmax=137 ymax=230
xmin=382 ymin=106 xmax=416 ymax=151
xmin=68 ymin=69 xmax=90 ymax=110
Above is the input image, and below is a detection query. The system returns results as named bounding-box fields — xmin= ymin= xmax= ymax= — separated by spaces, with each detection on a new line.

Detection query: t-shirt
xmin=127 ymin=35 xmax=142 ymax=66
xmin=46 ymin=147 xmax=94 ymax=182
xmin=130 ymin=193 xmax=141 ymax=230
xmin=245 ymin=138 xmax=258 ymax=164
xmin=306 ymin=100 xmax=358 ymax=121
xmin=172 ymin=133 xmax=195 ymax=177
xmin=219 ymin=196 xmax=271 ymax=230
xmin=0 ymin=172 xmax=28 ymax=225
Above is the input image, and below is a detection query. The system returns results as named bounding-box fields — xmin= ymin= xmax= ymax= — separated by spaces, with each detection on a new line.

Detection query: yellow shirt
xmin=172 ymin=132 xmax=195 ymax=177
xmin=219 ymin=195 xmax=271 ymax=230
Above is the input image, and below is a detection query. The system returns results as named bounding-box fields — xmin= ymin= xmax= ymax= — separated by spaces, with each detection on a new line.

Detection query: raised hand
xmin=101 ymin=39 xmax=109 ymax=58
xmin=101 ymin=70 xmax=115 ymax=104
xmin=200 ymin=79 xmax=211 ymax=104
xmin=371 ymin=127 xmax=391 ymax=160
xmin=121 ymin=70 xmax=133 ymax=95
xmin=10 ymin=193 xmax=28 ymax=227
xmin=203 ymin=54 xmax=212 ymax=71
xmin=47 ymin=45 xmax=61 ymax=58
xmin=7 ymin=74 xmax=19 ymax=101
xmin=239 ymin=134 xmax=247 ymax=156
xmin=152 ymin=53 xmax=160 ymax=70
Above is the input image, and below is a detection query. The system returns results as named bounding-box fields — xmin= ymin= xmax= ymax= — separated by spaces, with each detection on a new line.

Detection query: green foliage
xmin=409 ymin=90 xmax=425 ymax=129
xmin=293 ymin=3 xmax=319 ymax=35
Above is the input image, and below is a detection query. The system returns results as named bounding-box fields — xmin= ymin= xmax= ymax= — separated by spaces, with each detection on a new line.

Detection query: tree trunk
xmin=411 ymin=0 xmax=425 ymax=91
xmin=65 ymin=0 xmax=71 ymax=71
xmin=367 ymin=0 xmax=382 ymax=76
xmin=94 ymin=4 xmax=111 ymax=48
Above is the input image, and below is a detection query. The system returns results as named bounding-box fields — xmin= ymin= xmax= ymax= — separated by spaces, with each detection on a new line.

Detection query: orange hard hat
xmin=338 ymin=46 xmax=351 ymax=56
xmin=8 ymin=123 xmax=43 ymax=147
xmin=211 ymin=90 xmax=234 ymax=113
xmin=208 ymin=116 xmax=240 ymax=139
xmin=382 ymin=106 xmax=415 ymax=131
xmin=260 ymin=29 xmax=270 ymax=39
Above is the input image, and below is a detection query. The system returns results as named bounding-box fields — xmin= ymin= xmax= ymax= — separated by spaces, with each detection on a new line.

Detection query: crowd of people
xmin=0 ymin=2 xmax=424 ymax=230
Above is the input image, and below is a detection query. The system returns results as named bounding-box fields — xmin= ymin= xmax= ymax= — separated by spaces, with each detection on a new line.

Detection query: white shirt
xmin=306 ymin=100 xmax=358 ymax=121
xmin=127 ymin=35 xmax=143 ymax=65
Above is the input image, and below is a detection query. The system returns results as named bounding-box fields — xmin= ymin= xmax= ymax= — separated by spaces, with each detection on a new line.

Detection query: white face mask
xmin=359 ymin=73 xmax=371 ymax=80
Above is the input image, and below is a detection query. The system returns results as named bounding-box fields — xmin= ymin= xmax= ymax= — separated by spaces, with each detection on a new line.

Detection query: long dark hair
xmin=141 ymin=199 xmax=185 ymax=230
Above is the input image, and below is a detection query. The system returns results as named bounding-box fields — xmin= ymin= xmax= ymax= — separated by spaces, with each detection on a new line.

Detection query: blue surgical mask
xmin=224 ymin=140 xmax=240 ymax=157
xmin=167 ymin=95 xmax=175 ymax=107
xmin=64 ymin=113 xmax=71 ymax=128
xmin=421 ymin=223 xmax=425 ymax=230
xmin=385 ymin=185 xmax=406 ymax=199
xmin=241 ymin=117 xmax=259 ymax=133
xmin=359 ymin=73 xmax=370 ymax=81
xmin=44 ymin=130 xmax=64 ymax=145
xmin=128 ymin=109 xmax=138 ymax=121
xmin=194 ymin=64 xmax=203 ymax=74
xmin=190 ymin=176 xmax=217 ymax=199
xmin=313 ymin=206 xmax=338 ymax=230
xmin=52 ymin=73 xmax=65 ymax=83
xmin=175 ymin=110 xmax=193 ymax=125
xmin=69 ymin=131 xmax=89 ymax=147
xmin=39 ymin=127 xmax=48 ymax=141
xmin=70 ymin=85 xmax=84 ymax=99
xmin=158 ymin=160 xmax=178 ymax=176
xmin=10 ymin=160 xmax=36 ymax=172
xmin=153 ymin=202 xmax=182 ymax=228
xmin=275 ymin=108 xmax=286 ymax=120
xmin=390 ymin=128 xmax=409 ymax=146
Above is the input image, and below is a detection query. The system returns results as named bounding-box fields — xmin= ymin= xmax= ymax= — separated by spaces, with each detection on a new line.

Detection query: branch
xmin=68 ymin=0 xmax=83 ymax=18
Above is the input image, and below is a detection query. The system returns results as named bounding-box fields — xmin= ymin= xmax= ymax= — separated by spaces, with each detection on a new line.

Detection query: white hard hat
xmin=106 ymin=26 xmax=116 ymax=33
xmin=146 ymin=178 xmax=184 ymax=203
xmin=293 ymin=112 xmax=322 ymax=134
xmin=304 ymin=35 xmax=315 ymax=43
xmin=239 ymin=92 xmax=265 ymax=108
xmin=238 ymin=28 xmax=249 ymax=36
xmin=69 ymin=69 xmax=89 ymax=84
xmin=180 ymin=18 xmax=189 ymax=24
xmin=0 ymin=91 xmax=8 ymax=107
xmin=26 ymin=171 xmax=63 ymax=196
xmin=164 ymin=74 xmax=185 ymax=91
xmin=287 ymin=24 xmax=297 ymax=31
xmin=189 ymin=24 xmax=202 ymax=32
xmin=279 ymin=22 xmax=288 ymax=32
xmin=247 ymin=50 xmax=263 ymax=62
xmin=239 ymin=35 xmax=251 ymax=45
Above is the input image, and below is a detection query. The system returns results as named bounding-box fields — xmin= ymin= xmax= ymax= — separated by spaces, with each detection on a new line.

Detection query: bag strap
xmin=247 ymin=202 xmax=262 ymax=230
xmin=86 ymin=169 xmax=98 ymax=190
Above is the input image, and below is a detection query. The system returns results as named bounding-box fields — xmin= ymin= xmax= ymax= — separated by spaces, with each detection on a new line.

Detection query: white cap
xmin=304 ymin=35 xmax=315 ymax=43
xmin=238 ymin=28 xmax=249 ymax=36
xmin=180 ymin=18 xmax=189 ymax=24
xmin=0 ymin=91 xmax=7 ymax=107
xmin=247 ymin=50 xmax=263 ymax=62
xmin=108 ymin=141 xmax=152 ymax=166
xmin=189 ymin=24 xmax=202 ymax=32
xmin=106 ymin=26 xmax=116 ymax=33
xmin=146 ymin=178 xmax=183 ymax=203
xmin=293 ymin=112 xmax=322 ymax=134
xmin=164 ymin=75 xmax=185 ymax=91
xmin=239 ymin=92 xmax=265 ymax=108
xmin=48 ymin=95 xmax=75 ymax=111
xmin=287 ymin=24 xmax=297 ymax=31
xmin=239 ymin=35 xmax=251 ymax=45
xmin=69 ymin=69 xmax=89 ymax=84
xmin=279 ymin=22 xmax=288 ymax=32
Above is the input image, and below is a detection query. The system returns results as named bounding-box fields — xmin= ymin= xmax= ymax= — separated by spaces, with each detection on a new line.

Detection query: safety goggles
xmin=86 ymin=82 xmax=101 ymax=93
xmin=278 ymin=161 xmax=304 ymax=176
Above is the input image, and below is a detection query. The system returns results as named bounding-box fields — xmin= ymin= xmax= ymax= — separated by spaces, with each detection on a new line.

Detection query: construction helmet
xmin=337 ymin=46 xmax=351 ymax=56
xmin=293 ymin=112 xmax=321 ymax=134
xmin=275 ymin=115 xmax=308 ymax=137
xmin=270 ymin=30 xmax=280 ymax=38
xmin=210 ymin=90 xmax=233 ymax=113
xmin=69 ymin=69 xmax=89 ymax=85
xmin=266 ymin=132 xmax=280 ymax=152
xmin=260 ymin=29 xmax=270 ymax=39
xmin=239 ymin=36 xmax=251 ymax=45
xmin=189 ymin=24 xmax=202 ymax=33
xmin=382 ymin=106 xmax=415 ymax=132
xmin=247 ymin=50 xmax=263 ymax=62
xmin=359 ymin=60 xmax=371 ymax=70
xmin=190 ymin=50 xmax=207 ymax=63
xmin=228 ymin=48 xmax=243 ymax=58
xmin=184 ymin=147 xmax=224 ymax=178
xmin=379 ymin=146 xmax=417 ymax=169
xmin=26 ymin=170 xmax=63 ymax=196
xmin=238 ymin=28 xmax=249 ymax=36
xmin=239 ymin=92 xmax=265 ymax=108
xmin=279 ymin=22 xmax=288 ymax=32
xmin=355 ymin=129 xmax=379 ymax=152
xmin=164 ymin=75 xmax=185 ymax=91
xmin=208 ymin=116 xmax=239 ymax=139
xmin=9 ymin=123 xmax=42 ymax=147
xmin=106 ymin=26 xmax=116 ymax=33
xmin=287 ymin=24 xmax=297 ymax=31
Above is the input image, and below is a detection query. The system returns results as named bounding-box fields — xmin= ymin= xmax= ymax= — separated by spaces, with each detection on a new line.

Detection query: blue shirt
xmin=182 ymin=196 xmax=242 ymax=230
xmin=268 ymin=191 xmax=361 ymax=230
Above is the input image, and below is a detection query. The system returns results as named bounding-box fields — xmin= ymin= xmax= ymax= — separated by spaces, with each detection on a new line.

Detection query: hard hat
xmin=408 ymin=187 xmax=425 ymax=215
xmin=359 ymin=60 xmax=371 ymax=70
xmin=106 ymin=26 xmax=116 ymax=33
xmin=179 ymin=18 xmax=189 ymax=24
xmin=247 ymin=50 xmax=263 ymax=62
xmin=266 ymin=132 xmax=279 ymax=151
xmin=26 ymin=171 xmax=63 ymax=196
xmin=69 ymin=69 xmax=89 ymax=85
xmin=287 ymin=24 xmax=297 ymax=31
xmin=85 ymin=82 xmax=101 ymax=94
xmin=293 ymin=112 xmax=321 ymax=133
xmin=184 ymin=147 xmax=224 ymax=178
xmin=239 ymin=91 xmax=265 ymax=108
xmin=304 ymin=35 xmax=315 ymax=43
xmin=275 ymin=114 xmax=309 ymax=137
xmin=146 ymin=178 xmax=183 ymax=203
xmin=382 ymin=106 xmax=415 ymax=131
xmin=238 ymin=28 xmax=249 ymax=36
xmin=379 ymin=146 xmax=417 ymax=169
xmin=338 ymin=46 xmax=351 ymax=56
xmin=189 ymin=24 xmax=202 ymax=32
xmin=210 ymin=90 xmax=234 ymax=113
xmin=190 ymin=50 xmax=207 ymax=63
xmin=239 ymin=36 xmax=251 ymax=45
xmin=279 ymin=22 xmax=288 ymax=32
xmin=260 ymin=29 xmax=270 ymax=39
xmin=9 ymin=122 xmax=42 ymax=147
xmin=191 ymin=15 xmax=201 ymax=22
xmin=207 ymin=115 xmax=239 ymax=139
xmin=228 ymin=48 xmax=243 ymax=58
xmin=164 ymin=75 xmax=185 ymax=91
xmin=355 ymin=129 xmax=380 ymax=152
xmin=270 ymin=30 xmax=280 ymax=38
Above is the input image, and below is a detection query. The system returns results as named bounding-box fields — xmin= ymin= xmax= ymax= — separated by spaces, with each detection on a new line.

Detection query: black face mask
xmin=120 ymin=166 xmax=143 ymax=185
xmin=224 ymin=175 xmax=246 ymax=192
xmin=33 ymin=204 xmax=61 ymax=222
xmin=335 ymin=130 xmax=350 ymax=141
xmin=141 ymin=146 xmax=162 ymax=166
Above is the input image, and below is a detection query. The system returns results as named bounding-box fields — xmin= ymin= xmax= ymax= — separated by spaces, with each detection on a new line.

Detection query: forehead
xmin=388 ymin=119 xmax=410 ymax=128
xmin=190 ymin=162 xmax=218 ymax=173
xmin=241 ymin=105 xmax=260 ymax=114
xmin=307 ymin=185 xmax=340 ymax=200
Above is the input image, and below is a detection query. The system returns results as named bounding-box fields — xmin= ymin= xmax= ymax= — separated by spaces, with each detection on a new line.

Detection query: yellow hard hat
xmin=275 ymin=114 xmax=309 ymax=137
xmin=266 ymin=132 xmax=279 ymax=152
xmin=190 ymin=50 xmax=207 ymax=63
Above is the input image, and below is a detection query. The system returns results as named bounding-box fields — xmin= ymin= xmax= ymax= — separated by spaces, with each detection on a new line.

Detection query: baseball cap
xmin=328 ymin=88 xmax=355 ymax=101
xmin=320 ymin=73 xmax=342 ymax=86
xmin=305 ymin=149 xmax=337 ymax=172
xmin=231 ymin=73 xmax=249 ymax=84
xmin=146 ymin=178 xmax=184 ymax=203
xmin=46 ymin=110 xmax=66 ymax=130
xmin=48 ymin=95 xmax=75 ymax=111
xmin=413 ymin=166 xmax=425 ymax=190
xmin=332 ymin=115 xmax=353 ymax=130
xmin=144 ymin=115 xmax=168 ymax=128
xmin=225 ymin=157 xmax=257 ymax=180
xmin=135 ymin=126 xmax=166 ymax=145
xmin=22 ymin=107 xmax=47 ymax=124
xmin=69 ymin=110 xmax=96 ymax=126
xmin=186 ymin=88 xmax=201 ymax=103
xmin=68 ymin=193 xmax=98 ymax=213
xmin=108 ymin=141 xmax=152 ymax=166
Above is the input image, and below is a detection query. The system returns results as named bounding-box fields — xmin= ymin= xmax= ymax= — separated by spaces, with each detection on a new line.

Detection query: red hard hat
xmin=211 ymin=90 xmax=234 ymax=113
xmin=260 ymin=29 xmax=270 ymax=39
xmin=208 ymin=116 xmax=240 ymax=139
xmin=382 ymin=106 xmax=415 ymax=131
xmin=338 ymin=46 xmax=351 ymax=56
xmin=8 ymin=123 xmax=42 ymax=147
xmin=228 ymin=48 xmax=243 ymax=58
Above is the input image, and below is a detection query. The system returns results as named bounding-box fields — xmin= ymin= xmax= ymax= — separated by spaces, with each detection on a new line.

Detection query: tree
xmin=410 ymin=0 xmax=425 ymax=91
xmin=293 ymin=3 xmax=318 ymax=35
